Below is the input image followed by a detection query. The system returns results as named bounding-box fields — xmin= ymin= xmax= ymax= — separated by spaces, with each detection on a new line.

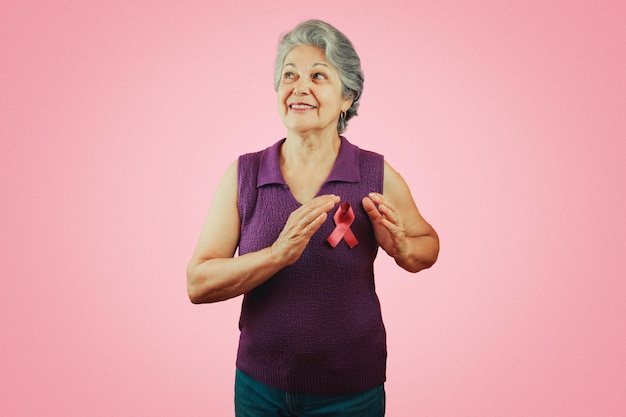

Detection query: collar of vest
xmin=257 ymin=136 xmax=361 ymax=187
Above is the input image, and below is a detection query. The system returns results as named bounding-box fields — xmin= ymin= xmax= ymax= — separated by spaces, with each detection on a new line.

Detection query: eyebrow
xmin=283 ymin=62 xmax=332 ymax=69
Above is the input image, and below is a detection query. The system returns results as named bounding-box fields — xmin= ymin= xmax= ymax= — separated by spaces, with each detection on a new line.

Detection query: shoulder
xmin=342 ymin=136 xmax=383 ymax=159
xmin=382 ymin=160 xmax=413 ymax=199
xmin=238 ymin=148 xmax=263 ymax=169
xmin=342 ymin=137 xmax=384 ymax=169
xmin=239 ymin=139 xmax=285 ymax=176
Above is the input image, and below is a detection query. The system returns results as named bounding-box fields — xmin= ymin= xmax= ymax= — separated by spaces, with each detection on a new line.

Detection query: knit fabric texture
xmin=236 ymin=136 xmax=386 ymax=395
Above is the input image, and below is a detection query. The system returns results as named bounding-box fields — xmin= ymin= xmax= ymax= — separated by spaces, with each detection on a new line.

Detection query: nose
xmin=292 ymin=77 xmax=310 ymax=96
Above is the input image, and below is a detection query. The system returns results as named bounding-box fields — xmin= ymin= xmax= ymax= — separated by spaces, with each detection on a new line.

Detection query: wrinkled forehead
xmin=283 ymin=45 xmax=327 ymax=64
xmin=282 ymin=45 xmax=337 ymax=72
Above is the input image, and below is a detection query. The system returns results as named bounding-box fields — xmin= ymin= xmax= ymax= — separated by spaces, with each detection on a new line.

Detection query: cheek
xmin=277 ymin=87 xmax=290 ymax=106
xmin=276 ymin=93 xmax=285 ymax=112
xmin=323 ymin=92 xmax=344 ymax=112
xmin=277 ymin=92 xmax=289 ymax=118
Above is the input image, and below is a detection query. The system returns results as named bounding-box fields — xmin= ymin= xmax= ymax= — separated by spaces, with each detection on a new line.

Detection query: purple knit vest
xmin=236 ymin=137 xmax=386 ymax=395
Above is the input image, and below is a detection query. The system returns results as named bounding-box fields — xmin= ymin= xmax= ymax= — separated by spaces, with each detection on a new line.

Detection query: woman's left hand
xmin=362 ymin=192 xmax=408 ymax=259
xmin=361 ymin=161 xmax=439 ymax=273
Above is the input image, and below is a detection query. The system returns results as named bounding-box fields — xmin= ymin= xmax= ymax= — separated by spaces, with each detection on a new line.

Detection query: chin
xmin=285 ymin=122 xmax=316 ymax=134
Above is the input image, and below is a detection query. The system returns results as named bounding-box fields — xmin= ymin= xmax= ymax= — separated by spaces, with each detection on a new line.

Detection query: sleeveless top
xmin=236 ymin=136 xmax=386 ymax=395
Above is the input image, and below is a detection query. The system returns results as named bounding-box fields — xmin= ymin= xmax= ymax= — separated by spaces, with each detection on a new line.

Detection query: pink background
xmin=2 ymin=1 xmax=625 ymax=416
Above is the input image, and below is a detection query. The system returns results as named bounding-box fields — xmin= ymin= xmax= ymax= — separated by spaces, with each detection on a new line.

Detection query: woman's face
xmin=277 ymin=45 xmax=353 ymax=137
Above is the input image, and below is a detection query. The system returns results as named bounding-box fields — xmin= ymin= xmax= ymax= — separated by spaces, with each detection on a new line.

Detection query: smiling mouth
xmin=289 ymin=104 xmax=317 ymax=110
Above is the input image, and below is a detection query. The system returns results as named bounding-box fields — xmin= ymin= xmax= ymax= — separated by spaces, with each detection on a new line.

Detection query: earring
xmin=340 ymin=111 xmax=347 ymax=121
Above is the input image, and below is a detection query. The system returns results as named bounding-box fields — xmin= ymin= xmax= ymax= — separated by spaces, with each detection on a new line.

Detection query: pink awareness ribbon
xmin=327 ymin=202 xmax=359 ymax=248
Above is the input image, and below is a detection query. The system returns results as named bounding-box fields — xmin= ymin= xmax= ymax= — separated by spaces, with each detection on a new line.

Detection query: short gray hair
xmin=273 ymin=20 xmax=364 ymax=134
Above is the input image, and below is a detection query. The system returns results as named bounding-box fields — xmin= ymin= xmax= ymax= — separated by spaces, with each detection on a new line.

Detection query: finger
xmin=290 ymin=212 xmax=327 ymax=243
xmin=292 ymin=195 xmax=332 ymax=217
xmin=299 ymin=195 xmax=340 ymax=224
xmin=306 ymin=212 xmax=328 ymax=235
xmin=309 ymin=194 xmax=340 ymax=211
xmin=362 ymin=196 xmax=382 ymax=221
xmin=368 ymin=193 xmax=400 ymax=217
xmin=367 ymin=192 xmax=386 ymax=205
xmin=294 ymin=197 xmax=336 ymax=229
xmin=296 ymin=195 xmax=338 ymax=219
xmin=380 ymin=216 xmax=403 ymax=234
xmin=378 ymin=203 xmax=399 ymax=223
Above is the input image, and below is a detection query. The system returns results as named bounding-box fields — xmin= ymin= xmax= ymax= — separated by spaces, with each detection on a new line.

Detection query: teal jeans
xmin=235 ymin=369 xmax=385 ymax=417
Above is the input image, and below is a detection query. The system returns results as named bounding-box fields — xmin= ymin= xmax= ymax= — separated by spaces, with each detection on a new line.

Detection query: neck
xmin=282 ymin=130 xmax=341 ymax=166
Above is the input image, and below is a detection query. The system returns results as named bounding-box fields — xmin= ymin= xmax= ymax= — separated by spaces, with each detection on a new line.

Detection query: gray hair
xmin=273 ymin=20 xmax=364 ymax=134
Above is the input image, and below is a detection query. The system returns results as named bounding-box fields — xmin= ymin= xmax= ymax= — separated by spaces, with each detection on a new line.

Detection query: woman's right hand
xmin=187 ymin=160 xmax=339 ymax=304
xmin=270 ymin=194 xmax=340 ymax=265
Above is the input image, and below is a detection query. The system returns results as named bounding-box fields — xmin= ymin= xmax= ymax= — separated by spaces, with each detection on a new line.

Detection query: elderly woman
xmin=187 ymin=19 xmax=439 ymax=417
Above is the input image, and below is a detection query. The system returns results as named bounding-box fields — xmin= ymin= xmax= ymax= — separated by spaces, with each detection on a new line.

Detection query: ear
xmin=342 ymin=97 xmax=354 ymax=113
xmin=342 ymin=88 xmax=355 ymax=110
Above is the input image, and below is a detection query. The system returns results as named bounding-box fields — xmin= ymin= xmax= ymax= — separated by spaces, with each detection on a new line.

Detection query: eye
xmin=313 ymin=72 xmax=327 ymax=80
xmin=283 ymin=72 xmax=295 ymax=80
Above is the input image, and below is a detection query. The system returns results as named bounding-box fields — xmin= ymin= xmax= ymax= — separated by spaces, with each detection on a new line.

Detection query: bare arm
xmin=186 ymin=160 xmax=339 ymax=303
xmin=362 ymin=161 xmax=439 ymax=273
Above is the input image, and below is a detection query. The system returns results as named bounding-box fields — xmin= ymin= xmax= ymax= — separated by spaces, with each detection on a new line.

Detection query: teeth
xmin=290 ymin=104 xmax=315 ymax=109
